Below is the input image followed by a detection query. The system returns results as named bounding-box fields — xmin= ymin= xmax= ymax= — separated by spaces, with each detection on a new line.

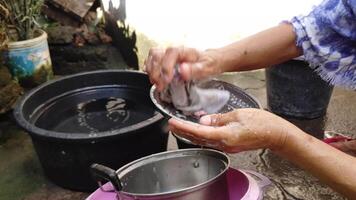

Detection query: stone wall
xmin=45 ymin=23 xmax=132 ymax=75
xmin=49 ymin=44 xmax=128 ymax=75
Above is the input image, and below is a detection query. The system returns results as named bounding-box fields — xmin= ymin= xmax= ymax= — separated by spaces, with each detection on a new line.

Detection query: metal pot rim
xmin=116 ymin=148 xmax=230 ymax=197
xmin=172 ymin=132 xmax=195 ymax=145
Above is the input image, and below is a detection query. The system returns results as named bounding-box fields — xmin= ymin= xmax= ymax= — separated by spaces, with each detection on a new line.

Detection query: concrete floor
xmin=3 ymin=2 xmax=355 ymax=199
xmin=1 ymin=69 xmax=355 ymax=199
xmin=218 ymin=71 xmax=355 ymax=200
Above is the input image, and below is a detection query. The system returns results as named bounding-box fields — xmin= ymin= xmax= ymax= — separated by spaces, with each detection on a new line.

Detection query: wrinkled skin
xmin=144 ymin=23 xmax=356 ymax=198
xmin=169 ymin=108 xmax=356 ymax=156
xmin=168 ymin=108 xmax=291 ymax=153
xmin=150 ymin=48 xmax=230 ymax=116
xmin=143 ymin=47 xmax=222 ymax=92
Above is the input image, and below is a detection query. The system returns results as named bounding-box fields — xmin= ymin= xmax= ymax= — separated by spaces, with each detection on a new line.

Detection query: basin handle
xmin=90 ymin=163 xmax=123 ymax=192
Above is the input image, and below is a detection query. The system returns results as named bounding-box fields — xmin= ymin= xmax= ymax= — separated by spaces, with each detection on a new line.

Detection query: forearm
xmin=275 ymin=127 xmax=356 ymax=198
xmin=213 ymin=23 xmax=302 ymax=72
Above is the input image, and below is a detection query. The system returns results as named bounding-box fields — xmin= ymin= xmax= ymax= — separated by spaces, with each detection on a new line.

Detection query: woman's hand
xmin=168 ymin=108 xmax=297 ymax=153
xmin=143 ymin=47 xmax=223 ymax=91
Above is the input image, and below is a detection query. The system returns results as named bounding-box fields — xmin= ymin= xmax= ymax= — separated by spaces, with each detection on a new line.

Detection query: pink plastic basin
xmin=86 ymin=168 xmax=270 ymax=200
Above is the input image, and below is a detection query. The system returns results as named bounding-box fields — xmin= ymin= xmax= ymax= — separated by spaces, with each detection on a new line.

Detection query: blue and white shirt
xmin=290 ymin=0 xmax=356 ymax=89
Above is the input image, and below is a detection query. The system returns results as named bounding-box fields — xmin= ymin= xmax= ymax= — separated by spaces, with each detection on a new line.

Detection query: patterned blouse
xmin=290 ymin=0 xmax=356 ymax=89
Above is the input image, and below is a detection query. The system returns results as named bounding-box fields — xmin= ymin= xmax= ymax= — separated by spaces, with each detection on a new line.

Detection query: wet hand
xmin=168 ymin=108 xmax=294 ymax=153
xmin=143 ymin=46 xmax=223 ymax=91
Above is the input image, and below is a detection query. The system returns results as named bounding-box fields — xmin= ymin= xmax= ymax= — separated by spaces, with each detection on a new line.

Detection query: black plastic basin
xmin=266 ymin=60 xmax=333 ymax=119
xmin=13 ymin=70 xmax=168 ymax=191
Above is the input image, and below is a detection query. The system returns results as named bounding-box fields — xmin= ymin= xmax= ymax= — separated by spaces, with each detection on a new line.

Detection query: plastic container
xmin=90 ymin=149 xmax=230 ymax=200
xmin=87 ymin=167 xmax=271 ymax=200
xmin=266 ymin=60 xmax=333 ymax=119
xmin=5 ymin=29 xmax=53 ymax=86
xmin=13 ymin=70 xmax=168 ymax=191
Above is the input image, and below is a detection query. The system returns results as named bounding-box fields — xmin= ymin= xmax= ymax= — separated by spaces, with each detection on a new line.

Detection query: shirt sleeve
xmin=290 ymin=0 xmax=356 ymax=89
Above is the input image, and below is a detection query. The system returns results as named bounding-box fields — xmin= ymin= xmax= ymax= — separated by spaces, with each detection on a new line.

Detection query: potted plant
xmin=0 ymin=5 xmax=23 ymax=114
xmin=0 ymin=0 xmax=53 ymax=87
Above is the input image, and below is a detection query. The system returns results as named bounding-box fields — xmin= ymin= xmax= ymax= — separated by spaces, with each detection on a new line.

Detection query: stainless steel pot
xmin=90 ymin=149 xmax=230 ymax=200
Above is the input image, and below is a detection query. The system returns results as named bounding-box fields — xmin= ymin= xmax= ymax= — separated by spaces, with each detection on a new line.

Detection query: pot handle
xmin=242 ymin=170 xmax=271 ymax=189
xmin=90 ymin=163 xmax=123 ymax=192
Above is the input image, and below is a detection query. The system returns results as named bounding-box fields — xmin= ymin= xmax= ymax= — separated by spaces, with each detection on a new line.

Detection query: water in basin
xmin=34 ymin=88 xmax=156 ymax=133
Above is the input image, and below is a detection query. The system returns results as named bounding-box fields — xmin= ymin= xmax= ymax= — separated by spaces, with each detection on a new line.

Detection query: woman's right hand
xmin=143 ymin=46 xmax=223 ymax=91
xmin=168 ymin=108 xmax=296 ymax=153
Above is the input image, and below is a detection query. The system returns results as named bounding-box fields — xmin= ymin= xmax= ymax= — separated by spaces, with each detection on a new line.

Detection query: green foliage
xmin=0 ymin=0 xmax=44 ymax=41
xmin=0 ymin=4 xmax=8 ymax=68
xmin=0 ymin=3 xmax=8 ymax=47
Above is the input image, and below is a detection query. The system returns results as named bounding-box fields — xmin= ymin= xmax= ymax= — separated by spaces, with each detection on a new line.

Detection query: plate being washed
xmin=150 ymin=80 xmax=262 ymax=123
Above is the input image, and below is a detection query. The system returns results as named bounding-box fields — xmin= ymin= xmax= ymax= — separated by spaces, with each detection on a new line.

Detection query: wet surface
xmin=0 ymin=120 xmax=88 ymax=200
xmin=1 ymin=70 xmax=355 ymax=199
xmin=229 ymin=150 xmax=346 ymax=200
xmin=218 ymin=71 xmax=355 ymax=200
